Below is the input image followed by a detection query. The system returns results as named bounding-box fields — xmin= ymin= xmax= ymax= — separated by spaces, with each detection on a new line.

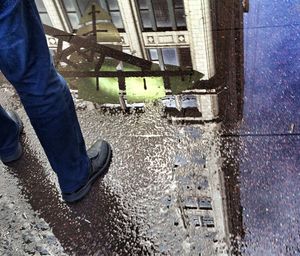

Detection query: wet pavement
xmin=0 ymin=84 xmax=225 ymax=255
xmin=1 ymin=0 xmax=300 ymax=255
xmin=223 ymin=1 xmax=300 ymax=255
xmin=242 ymin=0 xmax=300 ymax=134
xmin=226 ymin=136 xmax=300 ymax=255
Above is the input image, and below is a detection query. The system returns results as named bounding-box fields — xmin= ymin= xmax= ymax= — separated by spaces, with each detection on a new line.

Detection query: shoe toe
xmin=63 ymin=140 xmax=112 ymax=203
xmin=87 ymin=139 xmax=109 ymax=157
xmin=87 ymin=139 xmax=111 ymax=171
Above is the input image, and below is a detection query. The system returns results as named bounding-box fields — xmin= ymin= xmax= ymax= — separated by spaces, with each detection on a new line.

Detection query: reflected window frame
xmin=136 ymin=0 xmax=187 ymax=32
xmin=34 ymin=0 xmax=53 ymax=26
xmin=147 ymin=47 xmax=191 ymax=69
xmin=61 ymin=0 xmax=85 ymax=30
xmin=99 ymin=0 xmax=125 ymax=32
xmin=61 ymin=0 xmax=125 ymax=32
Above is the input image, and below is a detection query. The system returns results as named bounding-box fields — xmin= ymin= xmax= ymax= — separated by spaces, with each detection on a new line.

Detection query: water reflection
xmin=243 ymin=0 xmax=300 ymax=134
xmin=1 ymin=0 xmax=299 ymax=255
xmin=221 ymin=0 xmax=300 ymax=255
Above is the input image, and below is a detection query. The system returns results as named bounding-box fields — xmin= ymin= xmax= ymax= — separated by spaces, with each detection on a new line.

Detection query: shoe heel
xmin=1 ymin=142 xmax=23 ymax=164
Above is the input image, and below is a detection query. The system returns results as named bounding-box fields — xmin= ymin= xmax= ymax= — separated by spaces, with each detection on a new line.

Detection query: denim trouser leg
xmin=0 ymin=0 xmax=89 ymax=193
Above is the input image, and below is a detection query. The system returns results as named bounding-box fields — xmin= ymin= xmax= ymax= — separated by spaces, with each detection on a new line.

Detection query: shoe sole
xmin=63 ymin=143 xmax=112 ymax=203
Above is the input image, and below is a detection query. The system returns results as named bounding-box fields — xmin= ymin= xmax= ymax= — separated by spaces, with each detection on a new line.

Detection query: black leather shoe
xmin=62 ymin=139 xmax=112 ymax=203
xmin=1 ymin=110 xmax=24 ymax=164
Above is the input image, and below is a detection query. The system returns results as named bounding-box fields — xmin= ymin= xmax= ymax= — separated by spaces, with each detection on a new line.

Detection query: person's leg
xmin=0 ymin=0 xmax=90 ymax=193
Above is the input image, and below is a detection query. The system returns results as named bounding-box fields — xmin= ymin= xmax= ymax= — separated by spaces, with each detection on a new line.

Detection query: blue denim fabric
xmin=0 ymin=0 xmax=90 ymax=193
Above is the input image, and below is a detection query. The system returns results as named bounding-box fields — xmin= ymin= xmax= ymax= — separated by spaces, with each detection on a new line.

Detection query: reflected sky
xmin=230 ymin=135 xmax=300 ymax=256
xmin=243 ymin=0 xmax=300 ymax=133
xmin=236 ymin=1 xmax=300 ymax=255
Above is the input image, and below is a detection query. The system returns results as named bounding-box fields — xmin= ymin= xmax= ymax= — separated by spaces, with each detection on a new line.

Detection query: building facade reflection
xmin=36 ymin=0 xmax=245 ymax=123
xmin=35 ymin=2 xmax=247 ymax=254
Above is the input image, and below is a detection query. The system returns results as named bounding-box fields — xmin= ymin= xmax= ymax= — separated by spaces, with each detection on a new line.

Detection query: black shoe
xmin=1 ymin=110 xmax=24 ymax=164
xmin=62 ymin=139 xmax=112 ymax=203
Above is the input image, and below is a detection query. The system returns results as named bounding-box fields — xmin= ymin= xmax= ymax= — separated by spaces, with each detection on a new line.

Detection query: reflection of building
xmin=211 ymin=0 xmax=245 ymax=125
xmin=163 ymin=0 xmax=245 ymax=123
xmin=76 ymin=3 xmax=122 ymax=50
xmin=35 ymin=0 xmax=245 ymax=122
xmin=174 ymin=121 xmax=244 ymax=255
xmin=35 ymin=0 xmax=214 ymax=78
xmin=34 ymin=2 xmax=246 ymax=253
xmin=220 ymin=135 xmax=245 ymax=255
xmin=206 ymin=123 xmax=244 ymax=255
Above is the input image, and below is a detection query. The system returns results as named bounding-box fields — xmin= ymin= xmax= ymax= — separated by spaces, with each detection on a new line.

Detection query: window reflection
xmin=152 ymin=0 xmax=172 ymax=29
xmin=140 ymin=10 xmax=153 ymax=29
xmin=34 ymin=0 xmax=53 ymax=26
xmin=162 ymin=48 xmax=178 ymax=66
xmin=148 ymin=47 xmax=192 ymax=69
xmin=107 ymin=0 xmax=119 ymax=10
xmin=137 ymin=0 xmax=186 ymax=31
xmin=175 ymin=8 xmax=186 ymax=27
xmin=62 ymin=0 xmax=77 ymax=12
xmin=61 ymin=0 xmax=124 ymax=31
xmin=149 ymin=49 xmax=159 ymax=64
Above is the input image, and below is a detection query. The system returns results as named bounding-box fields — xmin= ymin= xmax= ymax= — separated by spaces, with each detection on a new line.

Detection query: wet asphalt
xmin=1 ymin=0 xmax=300 ymax=255
xmin=0 ymin=92 xmax=220 ymax=255
xmin=222 ymin=1 xmax=300 ymax=255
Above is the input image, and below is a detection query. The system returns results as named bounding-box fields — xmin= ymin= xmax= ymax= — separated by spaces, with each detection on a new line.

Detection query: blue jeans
xmin=0 ymin=0 xmax=89 ymax=193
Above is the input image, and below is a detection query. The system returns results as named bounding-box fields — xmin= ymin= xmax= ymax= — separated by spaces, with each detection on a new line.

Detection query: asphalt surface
xmin=222 ymin=1 xmax=300 ymax=255
xmin=0 ymin=83 xmax=225 ymax=255
xmin=0 ymin=157 xmax=67 ymax=256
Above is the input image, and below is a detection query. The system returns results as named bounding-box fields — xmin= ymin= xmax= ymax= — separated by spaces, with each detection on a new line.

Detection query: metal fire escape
xmin=43 ymin=3 xmax=193 ymax=111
